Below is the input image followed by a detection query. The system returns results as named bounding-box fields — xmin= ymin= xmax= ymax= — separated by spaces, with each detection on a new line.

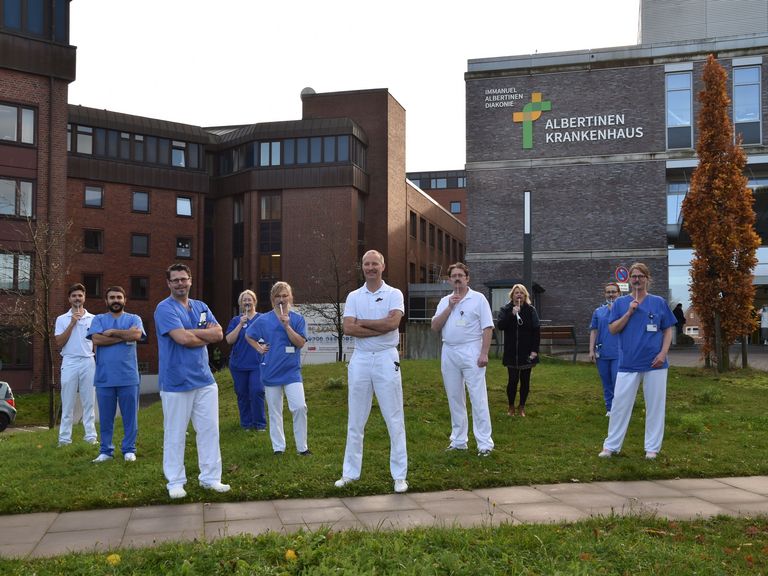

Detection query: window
xmin=83 ymin=274 xmax=102 ymax=298
xmin=450 ymin=201 xmax=461 ymax=214
xmin=420 ymin=266 xmax=427 ymax=283
xmin=420 ymin=217 xmax=426 ymax=243
xmin=260 ymin=193 xmax=281 ymax=220
xmin=0 ymin=103 xmax=35 ymax=144
xmin=84 ymin=185 xmax=103 ymax=208
xmin=176 ymin=237 xmax=192 ymax=258
xmin=172 ymin=141 xmax=186 ymax=167
xmin=323 ymin=136 xmax=335 ymax=162
xmin=283 ymin=139 xmax=295 ymax=165
xmin=0 ymin=327 xmax=32 ymax=369
xmin=233 ymin=196 xmax=243 ymax=224
xmin=438 ymin=230 xmax=443 ymax=252
xmin=176 ymin=196 xmax=192 ymax=217
xmin=134 ymin=134 xmax=144 ymax=161
xmin=431 ymin=178 xmax=447 ymax=189
xmin=310 ymin=137 xmax=322 ymax=163
xmin=132 ymin=191 xmax=149 ymax=213
xmin=0 ymin=178 xmax=32 ymax=217
xmin=409 ymin=211 xmax=417 ymax=237
xmin=0 ymin=253 xmax=31 ymax=292
xmin=733 ymin=65 xmax=761 ymax=145
xmin=457 ymin=177 xmax=467 ymax=187
xmin=667 ymin=183 xmax=689 ymax=226
xmin=130 ymin=276 xmax=149 ymax=300
xmin=337 ymin=135 xmax=349 ymax=161
xmin=429 ymin=224 xmax=435 ymax=247
xmin=297 ymin=138 xmax=309 ymax=164
xmin=409 ymin=262 xmax=416 ymax=283
xmin=120 ymin=132 xmax=131 ymax=159
xmin=76 ymin=125 xmax=93 ymax=154
xmin=83 ymin=229 xmax=103 ymax=253
xmin=131 ymin=234 xmax=149 ymax=256
xmin=666 ymin=72 xmax=692 ymax=149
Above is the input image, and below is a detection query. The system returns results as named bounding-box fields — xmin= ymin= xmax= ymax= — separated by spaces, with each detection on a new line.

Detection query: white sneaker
xmin=605 ymin=411 xmax=611 ymax=417
xmin=334 ymin=476 xmax=356 ymax=488
xmin=168 ymin=486 xmax=187 ymax=499
xmin=645 ymin=451 xmax=658 ymax=460
xmin=598 ymin=449 xmax=613 ymax=458
xmin=86 ymin=438 xmax=98 ymax=445
xmin=200 ymin=481 xmax=231 ymax=493
xmin=92 ymin=453 xmax=113 ymax=463
xmin=394 ymin=479 xmax=409 ymax=493
xmin=124 ymin=453 xmax=136 ymax=462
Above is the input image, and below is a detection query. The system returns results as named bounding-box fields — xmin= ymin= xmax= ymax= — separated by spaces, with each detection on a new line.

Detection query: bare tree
xmin=0 ymin=216 xmax=74 ymax=427
xmin=301 ymin=230 xmax=359 ymax=362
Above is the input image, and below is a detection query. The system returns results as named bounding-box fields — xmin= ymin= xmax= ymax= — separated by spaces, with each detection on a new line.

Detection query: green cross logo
xmin=513 ymin=92 xmax=551 ymax=149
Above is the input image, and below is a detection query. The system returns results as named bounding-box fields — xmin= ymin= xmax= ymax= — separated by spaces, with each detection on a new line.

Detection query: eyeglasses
xmin=169 ymin=277 xmax=191 ymax=284
xmin=605 ymin=291 xmax=619 ymax=295
xmin=629 ymin=274 xmax=646 ymax=280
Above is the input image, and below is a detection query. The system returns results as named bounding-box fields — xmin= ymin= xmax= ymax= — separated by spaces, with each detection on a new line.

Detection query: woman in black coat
xmin=496 ymin=284 xmax=540 ymax=417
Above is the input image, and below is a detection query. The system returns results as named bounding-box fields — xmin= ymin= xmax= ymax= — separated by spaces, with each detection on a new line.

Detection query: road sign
xmin=615 ymin=266 xmax=629 ymax=283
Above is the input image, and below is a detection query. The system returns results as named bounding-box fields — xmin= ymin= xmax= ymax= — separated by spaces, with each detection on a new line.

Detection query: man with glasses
xmin=431 ymin=262 xmax=495 ymax=456
xmin=589 ymin=282 xmax=621 ymax=416
xmin=599 ymin=263 xmax=676 ymax=461
xmin=154 ymin=263 xmax=229 ymax=499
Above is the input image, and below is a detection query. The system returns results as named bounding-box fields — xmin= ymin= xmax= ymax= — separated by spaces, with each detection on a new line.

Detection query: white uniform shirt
xmin=433 ymin=288 xmax=494 ymax=345
xmin=344 ymin=281 xmax=404 ymax=352
xmin=54 ymin=309 xmax=95 ymax=358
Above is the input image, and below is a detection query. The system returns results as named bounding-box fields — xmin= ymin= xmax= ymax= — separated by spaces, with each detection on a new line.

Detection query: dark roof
xmin=206 ymin=117 xmax=368 ymax=148
xmin=67 ymin=105 xmax=215 ymax=144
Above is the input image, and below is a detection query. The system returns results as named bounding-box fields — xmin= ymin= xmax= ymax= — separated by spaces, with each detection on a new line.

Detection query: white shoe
xmin=86 ymin=438 xmax=98 ymax=445
xmin=92 ymin=453 xmax=113 ymax=463
xmin=394 ymin=479 xmax=409 ymax=493
xmin=645 ymin=451 xmax=658 ymax=460
xmin=200 ymin=481 xmax=231 ymax=493
xmin=168 ymin=486 xmax=187 ymax=499
xmin=124 ymin=453 xmax=136 ymax=462
xmin=598 ymin=449 xmax=613 ymax=458
xmin=605 ymin=411 xmax=611 ymax=417
xmin=334 ymin=476 xmax=356 ymax=488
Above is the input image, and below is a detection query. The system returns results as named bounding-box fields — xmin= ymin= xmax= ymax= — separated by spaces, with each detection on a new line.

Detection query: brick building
xmin=0 ymin=3 xmax=464 ymax=391
xmin=464 ymin=0 xmax=768 ymax=343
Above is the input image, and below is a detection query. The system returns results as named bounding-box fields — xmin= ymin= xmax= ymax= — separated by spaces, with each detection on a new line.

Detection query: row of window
xmin=217 ymin=135 xmax=367 ymax=176
xmin=83 ymin=185 xmax=193 ymax=216
xmin=82 ymin=229 xmax=192 ymax=259
xmin=0 ymin=102 xmax=35 ymax=145
xmin=665 ymin=62 xmax=762 ymax=149
xmin=0 ymin=252 xmax=30 ymax=291
xmin=409 ymin=176 xmax=467 ymax=190
xmin=408 ymin=210 xmax=463 ymax=257
xmin=68 ymin=124 xmax=204 ymax=170
xmin=0 ymin=0 xmax=69 ymax=43
xmin=81 ymin=274 xmax=151 ymax=301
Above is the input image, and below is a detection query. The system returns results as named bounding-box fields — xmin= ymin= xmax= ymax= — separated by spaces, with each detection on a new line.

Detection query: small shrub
xmin=676 ymin=334 xmax=695 ymax=346
xmin=693 ymin=387 xmax=724 ymax=405
xmin=325 ymin=376 xmax=345 ymax=390
xmin=677 ymin=414 xmax=707 ymax=436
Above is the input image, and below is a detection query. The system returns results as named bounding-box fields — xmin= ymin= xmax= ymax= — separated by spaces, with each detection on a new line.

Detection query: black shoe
xmin=273 ymin=450 xmax=284 ymax=455
xmin=299 ymin=449 xmax=313 ymax=456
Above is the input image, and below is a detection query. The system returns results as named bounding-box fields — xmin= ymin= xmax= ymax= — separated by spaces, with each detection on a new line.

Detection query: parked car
xmin=0 ymin=381 xmax=17 ymax=432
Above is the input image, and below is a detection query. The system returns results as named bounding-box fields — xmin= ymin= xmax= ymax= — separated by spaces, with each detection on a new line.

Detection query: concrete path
xmin=1 ymin=476 xmax=767 ymax=559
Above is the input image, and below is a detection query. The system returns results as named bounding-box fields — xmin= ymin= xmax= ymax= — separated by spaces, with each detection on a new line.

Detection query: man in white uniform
xmin=54 ymin=283 xmax=97 ymax=447
xmin=334 ymin=250 xmax=408 ymax=493
xmin=431 ymin=263 xmax=495 ymax=456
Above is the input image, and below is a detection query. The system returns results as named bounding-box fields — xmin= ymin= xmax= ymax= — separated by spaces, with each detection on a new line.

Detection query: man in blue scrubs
xmin=154 ymin=263 xmax=229 ymax=499
xmin=88 ymin=286 xmax=145 ymax=463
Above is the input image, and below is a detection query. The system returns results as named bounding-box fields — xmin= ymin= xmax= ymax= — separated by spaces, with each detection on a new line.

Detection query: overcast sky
xmin=69 ymin=0 xmax=640 ymax=172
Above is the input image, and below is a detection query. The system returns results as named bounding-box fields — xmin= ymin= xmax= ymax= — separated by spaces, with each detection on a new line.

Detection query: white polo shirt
xmin=54 ymin=309 xmax=95 ymax=358
xmin=433 ymin=288 xmax=494 ymax=346
xmin=344 ymin=281 xmax=404 ymax=352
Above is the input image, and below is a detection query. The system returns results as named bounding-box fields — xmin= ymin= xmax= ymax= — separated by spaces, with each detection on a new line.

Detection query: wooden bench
xmin=539 ymin=325 xmax=578 ymax=363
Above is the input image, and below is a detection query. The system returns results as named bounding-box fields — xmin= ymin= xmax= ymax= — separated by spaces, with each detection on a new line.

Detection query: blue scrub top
xmin=609 ymin=294 xmax=676 ymax=372
xmin=245 ymin=310 xmax=306 ymax=386
xmin=226 ymin=314 xmax=263 ymax=371
xmin=589 ymin=304 xmax=619 ymax=360
xmin=154 ymin=296 xmax=218 ymax=392
xmin=88 ymin=312 xmax=145 ymax=387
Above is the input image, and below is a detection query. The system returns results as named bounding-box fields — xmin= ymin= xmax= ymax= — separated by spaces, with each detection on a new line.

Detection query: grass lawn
xmin=3 ymin=359 xmax=767 ymax=514
xmin=1 ymin=358 xmax=767 ymax=574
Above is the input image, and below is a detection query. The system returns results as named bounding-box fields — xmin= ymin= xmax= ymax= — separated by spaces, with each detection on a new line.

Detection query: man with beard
xmin=431 ymin=262 xmax=495 ymax=456
xmin=87 ymin=286 xmax=145 ymax=462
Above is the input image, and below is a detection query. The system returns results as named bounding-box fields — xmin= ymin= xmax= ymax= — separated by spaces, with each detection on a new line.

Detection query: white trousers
xmin=265 ymin=382 xmax=308 ymax=453
xmin=59 ymin=356 xmax=97 ymax=444
xmin=160 ymin=384 xmax=222 ymax=490
xmin=342 ymin=348 xmax=408 ymax=481
xmin=441 ymin=341 xmax=494 ymax=451
xmin=603 ymin=369 xmax=667 ymax=454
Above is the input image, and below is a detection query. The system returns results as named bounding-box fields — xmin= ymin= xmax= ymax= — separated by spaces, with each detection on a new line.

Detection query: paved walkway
xmin=2 ymin=476 xmax=767 ymax=559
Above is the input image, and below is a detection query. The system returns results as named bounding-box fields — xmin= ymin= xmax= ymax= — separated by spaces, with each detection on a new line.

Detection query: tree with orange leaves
xmin=681 ymin=55 xmax=760 ymax=370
